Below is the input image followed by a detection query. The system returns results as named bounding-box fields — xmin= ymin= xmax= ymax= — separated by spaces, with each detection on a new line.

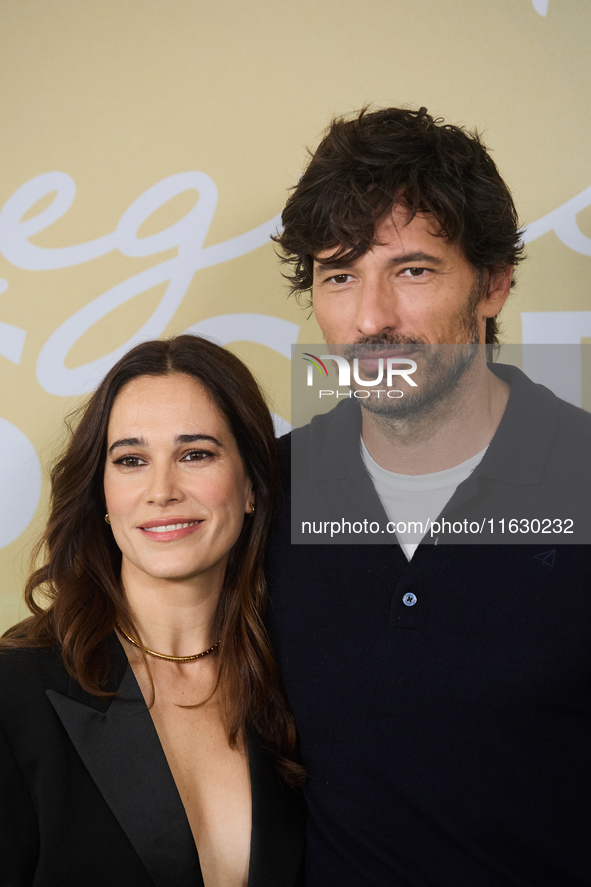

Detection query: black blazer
xmin=0 ymin=634 xmax=305 ymax=887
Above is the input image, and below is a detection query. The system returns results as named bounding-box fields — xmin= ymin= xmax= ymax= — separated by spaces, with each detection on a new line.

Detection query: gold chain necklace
xmin=116 ymin=622 xmax=220 ymax=662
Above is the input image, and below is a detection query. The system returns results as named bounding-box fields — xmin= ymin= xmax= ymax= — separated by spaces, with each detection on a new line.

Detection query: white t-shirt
xmin=361 ymin=439 xmax=488 ymax=560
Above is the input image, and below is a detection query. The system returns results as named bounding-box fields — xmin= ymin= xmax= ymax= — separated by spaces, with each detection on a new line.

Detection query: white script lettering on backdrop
xmin=0 ymin=170 xmax=590 ymax=547
xmin=532 ymin=0 xmax=549 ymax=16
xmin=0 ymin=170 xmax=296 ymax=547
xmin=2 ymin=172 xmax=588 ymax=393
xmin=0 ymin=171 xmax=289 ymax=393
xmin=521 ymin=183 xmax=591 ymax=403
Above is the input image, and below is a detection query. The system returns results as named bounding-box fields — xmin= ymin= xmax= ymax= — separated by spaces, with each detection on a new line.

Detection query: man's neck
xmin=361 ymin=363 xmax=510 ymax=475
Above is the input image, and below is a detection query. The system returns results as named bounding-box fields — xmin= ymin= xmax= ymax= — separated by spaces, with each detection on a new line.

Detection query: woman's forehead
xmin=107 ymin=374 xmax=228 ymax=440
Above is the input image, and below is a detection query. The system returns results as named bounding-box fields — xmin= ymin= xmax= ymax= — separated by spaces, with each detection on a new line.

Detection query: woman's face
xmin=103 ymin=373 xmax=252 ymax=589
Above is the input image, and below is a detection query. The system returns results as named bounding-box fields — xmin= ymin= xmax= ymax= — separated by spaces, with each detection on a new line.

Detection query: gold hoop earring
xmin=105 ymin=513 xmax=111 ymax=524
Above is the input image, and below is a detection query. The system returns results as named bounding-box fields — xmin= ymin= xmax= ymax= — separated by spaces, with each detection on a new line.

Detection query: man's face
xmin=311 ymin=205 xmax=508 ymax=347
xmin=311 ymin=205 xmax=511 ymax=418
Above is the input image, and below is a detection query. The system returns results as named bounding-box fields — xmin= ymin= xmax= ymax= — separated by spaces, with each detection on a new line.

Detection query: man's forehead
xmin=312 ymin=208 xmax=452 ymax=265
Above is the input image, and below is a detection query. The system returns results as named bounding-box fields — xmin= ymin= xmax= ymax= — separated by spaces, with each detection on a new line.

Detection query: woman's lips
xmin=138 ymin=519 xmax=203 ymax=542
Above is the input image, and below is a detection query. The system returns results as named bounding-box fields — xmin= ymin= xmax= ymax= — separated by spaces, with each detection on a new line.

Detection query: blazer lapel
xmin=247 ymin=734 xmax=305 ymax=887
xmin=46 ymin=640 xmax=203 ymax=887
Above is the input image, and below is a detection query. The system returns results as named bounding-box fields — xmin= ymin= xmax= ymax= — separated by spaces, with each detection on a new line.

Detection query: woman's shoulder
xmin=0 ymin=644 xmax=69 ymax=704
xmin=0 ymin=645 xmax=72 ymax=754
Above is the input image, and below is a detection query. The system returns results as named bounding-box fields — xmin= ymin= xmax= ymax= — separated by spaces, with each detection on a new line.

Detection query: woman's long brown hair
xmin=1 ymin=336 xmax=304 ymax=785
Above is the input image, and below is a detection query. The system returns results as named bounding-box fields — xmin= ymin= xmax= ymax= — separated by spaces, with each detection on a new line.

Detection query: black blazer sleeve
xmin=0 ymin=721 xmax=38 ymax=886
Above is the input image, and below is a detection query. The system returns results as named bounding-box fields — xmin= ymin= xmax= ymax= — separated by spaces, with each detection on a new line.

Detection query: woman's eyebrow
xmin=108 ymin=437 xmax=146 ymax=455
xmin=175 ymin=433 xmax=223 ymax=447
xmin=108 ymin=433 xmax=223 ymax=456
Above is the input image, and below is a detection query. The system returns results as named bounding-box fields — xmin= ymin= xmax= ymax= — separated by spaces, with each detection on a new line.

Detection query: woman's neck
xmin=119 ymin=564 xmax=223 ymax=659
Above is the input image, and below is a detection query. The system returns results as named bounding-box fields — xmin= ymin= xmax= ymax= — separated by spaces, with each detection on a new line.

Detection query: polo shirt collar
xmin=479 ymin=363 xmax=559 ymax=484
xmin=309 ymin=362 xmax=560 ymax=486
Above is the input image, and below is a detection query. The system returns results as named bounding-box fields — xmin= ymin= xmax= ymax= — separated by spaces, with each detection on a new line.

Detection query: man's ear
xmin=480 ymin=265 xmax=513 ymax=319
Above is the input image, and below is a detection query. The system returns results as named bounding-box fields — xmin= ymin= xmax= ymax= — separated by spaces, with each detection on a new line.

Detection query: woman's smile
xmin=138 ymin=517 xmax=204 ymax=541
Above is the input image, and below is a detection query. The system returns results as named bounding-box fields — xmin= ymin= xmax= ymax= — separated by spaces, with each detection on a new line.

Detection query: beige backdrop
xmin=0 ymin=0 xmax=590 ymax=631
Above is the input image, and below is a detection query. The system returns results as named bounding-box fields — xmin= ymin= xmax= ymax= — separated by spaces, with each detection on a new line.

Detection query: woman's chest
xmin=149 ymin=699 xmax=252 ymax=887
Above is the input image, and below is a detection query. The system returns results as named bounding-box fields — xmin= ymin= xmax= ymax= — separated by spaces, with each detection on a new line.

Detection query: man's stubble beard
xmin=345 ymin=279 xmax=483 ymax=423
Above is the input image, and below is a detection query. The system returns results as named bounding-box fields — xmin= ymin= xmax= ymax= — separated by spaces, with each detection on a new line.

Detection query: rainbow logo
xmin=302 ymin=352 xmax=329 ymax=377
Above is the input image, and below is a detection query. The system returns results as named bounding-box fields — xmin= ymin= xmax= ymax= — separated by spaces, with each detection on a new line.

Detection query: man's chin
xmin=356 ymin=388 xmax=436 ymax=420
xmin=353 ymin=344 xmax=480 ymax=420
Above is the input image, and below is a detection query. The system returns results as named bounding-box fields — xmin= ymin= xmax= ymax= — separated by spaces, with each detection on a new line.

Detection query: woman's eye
xmin=114 ymin=455 xmax=146 ymax=467
xmin=181 ymin=449 xmax=214 ymax=462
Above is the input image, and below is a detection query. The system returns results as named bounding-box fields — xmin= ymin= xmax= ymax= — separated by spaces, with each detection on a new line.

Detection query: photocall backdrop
xmin=0 ymin=0 xmax=590 ymax=631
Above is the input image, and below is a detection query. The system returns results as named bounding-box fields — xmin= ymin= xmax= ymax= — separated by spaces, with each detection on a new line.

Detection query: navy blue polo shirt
xmin=266 ymin=366 xmax=591 ymax=886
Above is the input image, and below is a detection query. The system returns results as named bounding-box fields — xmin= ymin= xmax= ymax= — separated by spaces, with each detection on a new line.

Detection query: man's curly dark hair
xmin=273 ymin=106 xmax=525 ymax=345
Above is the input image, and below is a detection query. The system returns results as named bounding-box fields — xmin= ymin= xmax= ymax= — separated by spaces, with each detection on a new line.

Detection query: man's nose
xmin=355 ymin=277 xmax=400 ymax=338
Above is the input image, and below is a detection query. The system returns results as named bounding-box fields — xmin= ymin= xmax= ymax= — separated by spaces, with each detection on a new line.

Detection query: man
xmin=267 ymin=107 xmax=591 ymax=885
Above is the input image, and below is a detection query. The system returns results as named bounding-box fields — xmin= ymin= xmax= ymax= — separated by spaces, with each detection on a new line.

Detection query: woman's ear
xmin=244 ymin=481 xmax=254 ymax=514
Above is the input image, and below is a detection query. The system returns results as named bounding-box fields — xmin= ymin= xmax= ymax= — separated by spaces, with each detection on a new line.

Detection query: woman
xmin=0 ymin=335 xmax=305 ymax=887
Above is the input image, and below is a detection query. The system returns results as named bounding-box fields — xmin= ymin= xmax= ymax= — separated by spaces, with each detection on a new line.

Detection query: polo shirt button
xmin=403 ymin=592 xmax=417 ymax=607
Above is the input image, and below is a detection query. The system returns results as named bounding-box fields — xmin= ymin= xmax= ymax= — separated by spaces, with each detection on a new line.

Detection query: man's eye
xmin=402 ymin=267 xmax=428 ymax=277
xmin=328 ymin=274 xmax=352 ymax=284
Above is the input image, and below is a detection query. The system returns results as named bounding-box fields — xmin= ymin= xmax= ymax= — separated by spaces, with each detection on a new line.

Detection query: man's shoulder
xmin=494 ymin=361 xmax=591 ymax=440
xmin=278 ymin=400 xmax=360 ymax=454
xmin=555 ymin=395 xmax=591 ymax=434
xmin=278 ymin=411 xmax=332 ymax=453
xmin=277 ymin=400 xmax=362 ymax=492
